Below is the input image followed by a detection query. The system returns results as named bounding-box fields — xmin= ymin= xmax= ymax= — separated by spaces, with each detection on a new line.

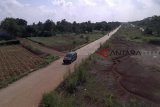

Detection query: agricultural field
xmin=41 ymin=25 xmax=160 ymax=107
xmin=0 ymin=45 xmax=44 ymax=88
xmin=28 ymin=31 xmax=106 ymax=52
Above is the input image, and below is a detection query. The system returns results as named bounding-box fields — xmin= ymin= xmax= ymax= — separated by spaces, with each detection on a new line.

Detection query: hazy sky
xmin=0 ymin=0 xmax=160 ymax=24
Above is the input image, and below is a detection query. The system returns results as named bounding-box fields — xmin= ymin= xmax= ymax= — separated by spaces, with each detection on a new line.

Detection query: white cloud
xmin=52 ymin=0 xmax=72 ymax=7
xmin=0 ymin=0 xmax=160 ymax=24
xmin=105 ymin=0 xmax=116 ymax=7
xmin=81 ymin=0 xmax=97 ymax=6
xmin=5 ymin=0 xmax=24 ymax=7
xmin=0 ymin=0 xmax=56 ymax=24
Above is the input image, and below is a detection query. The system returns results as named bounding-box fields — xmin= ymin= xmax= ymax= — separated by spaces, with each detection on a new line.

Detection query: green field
xmin=117 ymin=24 xmax=160 ymax=43
xmin=28 ymin=31 xmax=106 ymax=52
xmin=40 ymin=25 xmax=158 ymax=107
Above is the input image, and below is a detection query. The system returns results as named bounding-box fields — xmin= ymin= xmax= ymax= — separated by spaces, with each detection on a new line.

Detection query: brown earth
xmin=0 ymin=26 xmax=121 ymax=107
xmin=59 ymin=37 xmax=160 ymax=107
xmin=0 ymin=45 xmax=43 ymax=81
xmin=110 ymin=38 xmax=160 ymax=106
xmin=19 ymin=38 xmax=65 ymax=56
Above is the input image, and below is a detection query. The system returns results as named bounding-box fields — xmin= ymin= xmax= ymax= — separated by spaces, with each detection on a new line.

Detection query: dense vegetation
xmin=0 ymin=18 xmax=120 ymax=39
xmin=114 ymin=24 xmax=160 ymax=46
xmin=132 ymin=15 xmax=160 ymax=36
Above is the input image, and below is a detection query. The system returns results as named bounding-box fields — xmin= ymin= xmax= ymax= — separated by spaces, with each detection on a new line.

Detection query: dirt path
xmin=0 ymin=26 xmax=121 ymax=107
xmin=19 ymin=38 xmax=65 ymax=56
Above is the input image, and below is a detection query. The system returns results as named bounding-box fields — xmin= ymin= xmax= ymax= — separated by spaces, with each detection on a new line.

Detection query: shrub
xmin=44 ymin=55 xmax=59 ymax=64
xmin=41 ymin=57 xmax=91 ymax=107
xmin=37 ymin=31 xmax=52 ymax=37
xmin=72 ymin=41 xmax=77 ymax=45
xmin=144 ymin=27 xmax=153 ymax=35
xmin=104 ymin=94 xmax=113 ymax=107
xmin=64 ymin=67 xmax=87 ymax=93
xmin=41 ymin=92 xmax=61 ymax=107
xmin=41 ymin=92 xmax=77 ymax=107
xmin=80 ymin=35 xmax=84 ymax=39
xmin=64 ymin=60 xmax=88 ymax=93
xmin=85 ymin=36 xmax=89 ymax=43
xmin=77 ymin=67 xmax=87 ymax=83
xmin=148 ymin=39 xmax=160 ymax=45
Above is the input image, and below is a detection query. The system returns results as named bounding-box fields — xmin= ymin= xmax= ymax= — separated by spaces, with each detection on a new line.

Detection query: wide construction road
xmin=0 ymin=26 xmax=121 ymax=107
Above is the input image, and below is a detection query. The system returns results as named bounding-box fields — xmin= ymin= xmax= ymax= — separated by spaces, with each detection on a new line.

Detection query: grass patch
xmin=23 ymin=43 xmax=59 ymax=64
xmin=44 ymin=54 xmax=59 ymax=64
xmin=63 ymin=60 xmax=89 ymax=93
xmin=40 ymin=54 xmax=117 ymax=107
xmin=115 ymin=24 xmax=144 ymax=42
xmin=37 ymin=54 xmax=59 ymax=72
xmin=41 ymin=92 xmax=78 ymax=107
xmin=28 ymin=31 xmax=106 ymax=52
xmin=22 ymin=44 xmax=44 ymax=55
xmin=117 ymin=24 xmax=160 ymax=45
xmin=40 ymin=58 xmax=91 ymax=107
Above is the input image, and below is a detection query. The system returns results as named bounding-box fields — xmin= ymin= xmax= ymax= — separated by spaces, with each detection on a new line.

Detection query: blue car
xmin=63 ymin=52 xmax=77 ymax=64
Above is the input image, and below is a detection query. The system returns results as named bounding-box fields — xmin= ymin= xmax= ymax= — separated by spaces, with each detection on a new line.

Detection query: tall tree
xmin=0 ymin=18 xmax=27 ymax=37
xmin=1 ymin=18 xmax=19 ymax=36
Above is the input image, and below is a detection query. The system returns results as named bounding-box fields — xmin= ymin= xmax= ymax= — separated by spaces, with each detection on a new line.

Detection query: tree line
xmin=0 ymin=18 xmax=120 ymax=38
xmin=132 ymin=15 xmax=160 ymax=36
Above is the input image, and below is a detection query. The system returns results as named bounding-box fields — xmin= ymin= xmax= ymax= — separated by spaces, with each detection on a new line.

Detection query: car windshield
xmin=65 ymin=53 xmax=72 ymax=57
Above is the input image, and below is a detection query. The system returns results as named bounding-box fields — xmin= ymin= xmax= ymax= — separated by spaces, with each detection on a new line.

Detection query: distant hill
xmin=132 ymin=15 xmax=160 ymax=36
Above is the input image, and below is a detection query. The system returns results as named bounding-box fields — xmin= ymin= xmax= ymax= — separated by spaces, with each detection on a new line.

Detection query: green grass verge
xmin=41 ymin=91 xmax=78 ymax=107
xmin=40 ymin=57 xmax=92 ymax=107
xmin=44 ymin=54 xmax=59 ymax=64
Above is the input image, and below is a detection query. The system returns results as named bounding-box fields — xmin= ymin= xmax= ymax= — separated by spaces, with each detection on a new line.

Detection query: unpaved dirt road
xmin=0 ymin=26 xmax=121 ymax=107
